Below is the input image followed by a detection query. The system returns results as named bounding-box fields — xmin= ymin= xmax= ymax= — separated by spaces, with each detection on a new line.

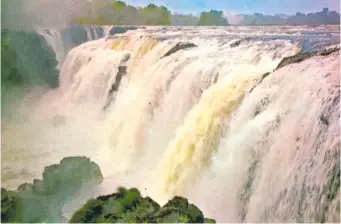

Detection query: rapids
xmin=2 ymin=25 xmax=340 ymax=222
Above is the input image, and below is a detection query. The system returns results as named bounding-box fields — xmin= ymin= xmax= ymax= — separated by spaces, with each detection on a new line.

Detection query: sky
xmin=124 ymin=0 xmax=340 ymax=14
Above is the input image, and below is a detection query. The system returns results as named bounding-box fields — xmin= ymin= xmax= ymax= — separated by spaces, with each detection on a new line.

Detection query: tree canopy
xmin=70 ymin=0 xmax=171 ymax=25
xmin=199 ymin=10 xmax=229 ymax=26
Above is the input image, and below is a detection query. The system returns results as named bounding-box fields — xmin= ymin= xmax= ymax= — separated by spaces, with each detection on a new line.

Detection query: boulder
xmin=162 ymin=42 xmax=197 ymax=58
xmin=276 ymin=47 xmax=340 ymax=70
xmin=275 ymin=52 xmax=317 ymax=70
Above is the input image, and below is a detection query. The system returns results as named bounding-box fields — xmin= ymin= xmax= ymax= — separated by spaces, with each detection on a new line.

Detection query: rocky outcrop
xmin=230 ymin=40 xmax=242 ymax=48
xmin=162 ymin=42 xmax=197 ymax=58
xmin=249 ymin=72 xmax=270 ymax=94
xmin=103 ymin=65 xmax=128 ymax=111
xmin=276 ymin=47 xmax=340 ymax=70
xmin=70 ymin=188 xmax=216 ymax=223
xmin=108 ymin=26 xmax=138 ymax=36
xmin=1 ymin=157 xmax=103 ymax=223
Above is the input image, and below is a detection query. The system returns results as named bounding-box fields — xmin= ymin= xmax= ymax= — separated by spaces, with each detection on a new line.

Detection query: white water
xmin=35 ymin=26 xmax=108 ymax=68
xmin=2 ymin=26 xmax=340 ymax=222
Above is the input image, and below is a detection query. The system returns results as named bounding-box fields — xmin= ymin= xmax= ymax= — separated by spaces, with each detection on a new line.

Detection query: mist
xmin=2 ymin=0 xmax=85 ymax=30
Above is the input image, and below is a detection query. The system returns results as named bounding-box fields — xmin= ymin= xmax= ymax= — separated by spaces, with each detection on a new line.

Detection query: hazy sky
xmin=124 ymin=0 xmax=340 ymax=14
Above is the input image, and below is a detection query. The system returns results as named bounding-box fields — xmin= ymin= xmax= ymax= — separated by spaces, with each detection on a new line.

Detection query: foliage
xmin=2 ymin=156 xmax=216 ymax=223
xmin=69 ymin=0 xmax=171 ymax=25
xmin=70 ymin=188 xmax=216 ymax=223
xmin=1 ymin=29 xmax=59 ymax=118
xmin=138 ymin=4 xmax=171 ymax=25
xmin=1 ymin=188 xmax=18 ymax=222
xmin=0 ymin=157 xmax=103 ymax=223
xmin=199 ymin=10 xmax=229 ymax=26
xmin=1 ymin=29 xmax=59 ymax=88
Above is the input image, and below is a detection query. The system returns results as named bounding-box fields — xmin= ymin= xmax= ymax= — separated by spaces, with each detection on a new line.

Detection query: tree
xmin=198 ymin=10 xmax=229 ymax=26
xmin=138 ymin=4 xmax=171 ymax=25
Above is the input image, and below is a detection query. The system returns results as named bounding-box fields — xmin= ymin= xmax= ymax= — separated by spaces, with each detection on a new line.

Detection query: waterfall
xmin=35 ymin=27 xmax=67 ymax=69
xmin=2 ymin=26 xmax=340 ymax=222
xmin=35 ymin=26 xmax=108 ymax=69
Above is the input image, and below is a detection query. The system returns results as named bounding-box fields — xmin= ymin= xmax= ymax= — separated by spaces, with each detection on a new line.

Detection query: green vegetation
xmin=1 ymin=29 xmax=58 ymax=88
xmin=138 ymin=4 xmax=171 ymax=25
xmin=1 ymin=157 xmax=103 ymax=223
xmin=198 ymin=10 xmax=229 ymax=26
xmin=70 ymin=189 xmax=216 ymax=223
xmin=1 ymin=156 xmax=215 ymax=223
xmin=70 ymin=1 xmax=171 ymax=25
xmin=1 ymin=29 xmax=59 ymax=118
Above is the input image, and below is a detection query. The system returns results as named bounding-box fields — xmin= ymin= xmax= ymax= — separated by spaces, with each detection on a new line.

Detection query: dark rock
xmin=249 ymin=72 xmax=270 ymax=93
xmin=276 ymin=47 xmax=340 ymax=70
xmin=319 ymin=47 xmax=340 ymax=56
xmin=320 ymin=115 xmax=329 ymax=125
xmin=70 ymin=188 xmax=215 ymax=223
xmin=230 ymin=38 xmax=251 ymax=48
xmin=103 ymin=65 xmax=127 ymax=111
xmin=276 ymin=52 xmax=317 ymax=70
xmin=108 ymin=26 xmax=138 ymax=36
xmin=253 ymin=96 xmax=271 ymax=117
xmin=230 ymin=39 xmax=242 ymax=48
xmin=61 ymin=25 xmax=89 ymax=47
xmin=162 ymin=42 xmax=197 ymax=58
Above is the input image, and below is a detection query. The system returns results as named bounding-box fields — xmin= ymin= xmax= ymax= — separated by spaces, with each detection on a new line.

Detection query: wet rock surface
xmin=276 ymin=47 xmax=340 ymax=70
xmin=162 ymin=42 xmax=197 ymax=58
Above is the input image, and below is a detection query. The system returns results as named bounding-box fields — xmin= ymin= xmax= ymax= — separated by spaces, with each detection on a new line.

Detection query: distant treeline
xmin=69 ymin=1 xmax=340 ymax=26
xmin=234 ymin=8 xmax=340 ymax=25
xmin=70 ymin=1 xmax=229 ymax=25
xmin=70 ymin=1 xmax=172 ymax=25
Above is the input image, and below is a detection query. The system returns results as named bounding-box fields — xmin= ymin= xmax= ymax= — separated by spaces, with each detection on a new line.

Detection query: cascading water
xmin=35 ymin=27 xmax=67 ymax=69
xmin=2 ymin=25 xmax=340 ymax=222
xmin=35 ymin=25 xmax=114 ymax=68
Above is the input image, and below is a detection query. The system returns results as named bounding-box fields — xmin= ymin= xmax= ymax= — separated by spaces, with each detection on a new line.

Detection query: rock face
xmin=276 ymin=47 xmax=340 ymax=70
xmin=70 ymin=188 xmax=216 ymax=223
xmin=1 ymin=157 xmax=103 ymax=223
xmin=230 ymin=40 xmax=242 ymax=48
xmin=108 ymin=26 xmax=138 ymax=36
xmin=162 ymin=42 xmax=197 ymax=58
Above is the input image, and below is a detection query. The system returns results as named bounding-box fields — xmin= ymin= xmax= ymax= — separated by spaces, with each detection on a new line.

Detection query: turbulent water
xmin=2 ymin=25 xmax=340 ymax=222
